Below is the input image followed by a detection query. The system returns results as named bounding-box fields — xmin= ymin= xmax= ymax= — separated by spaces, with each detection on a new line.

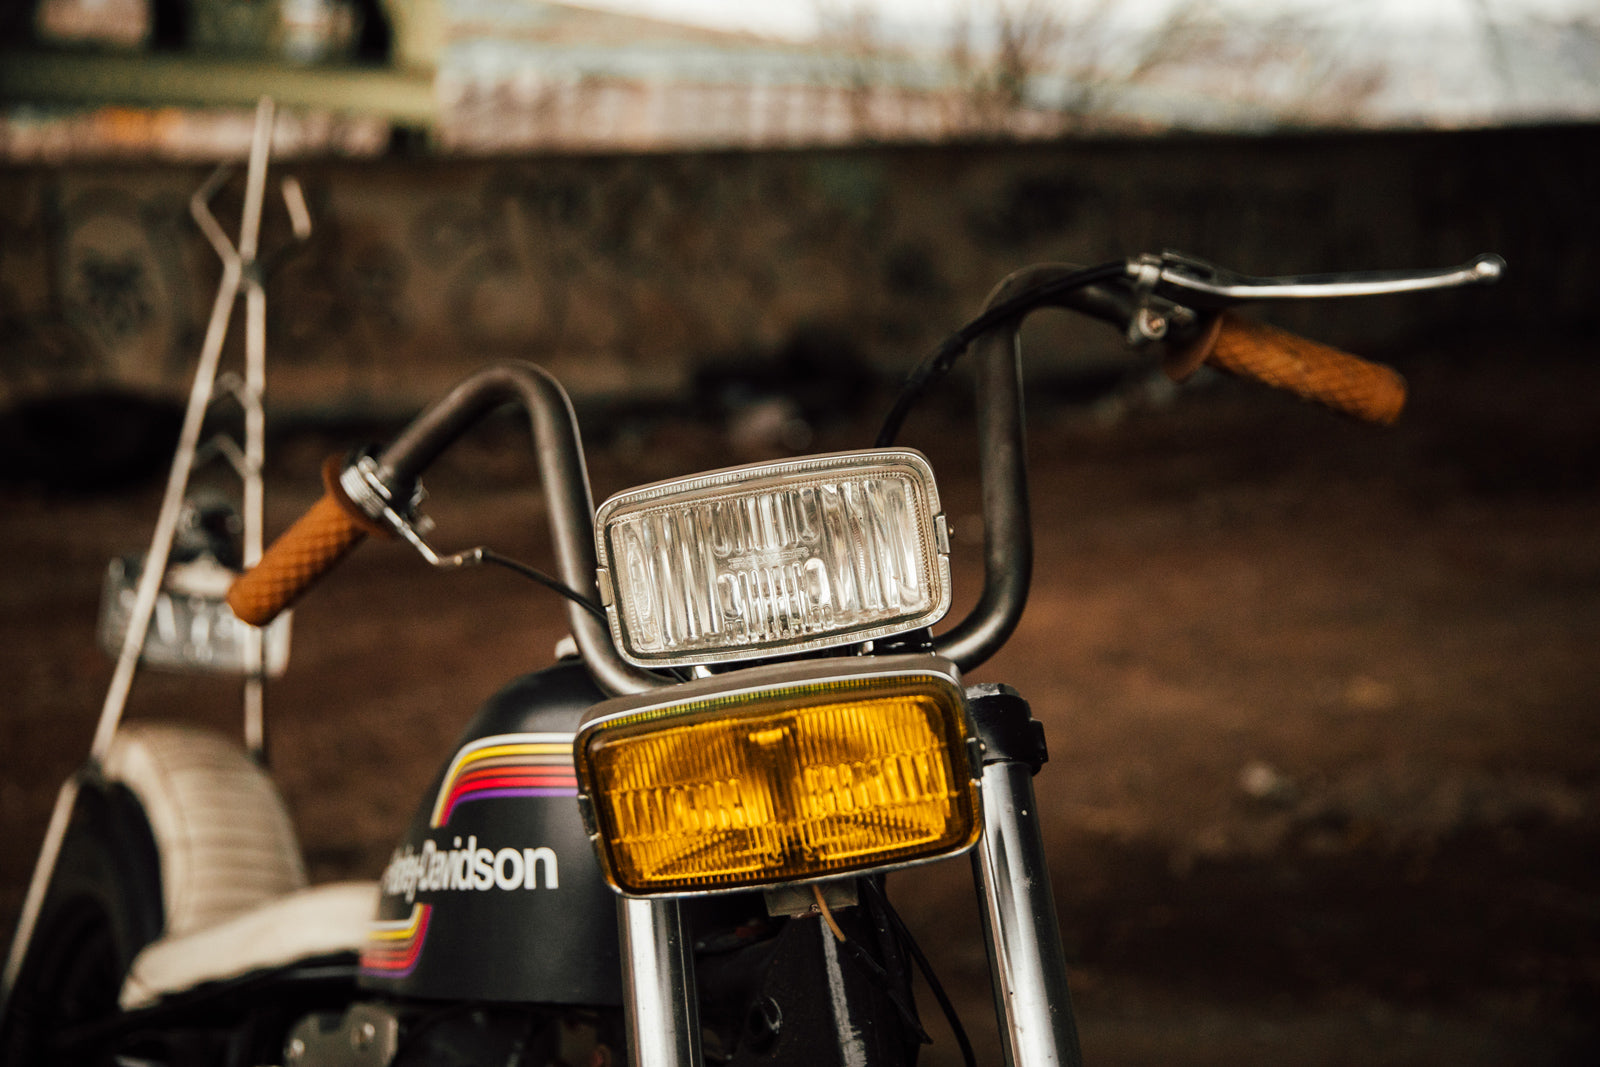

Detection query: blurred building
xmin=0 ymin=0 xmax=1070 ymax=161
xmin=429 ymin=1 xmax=1038 ymax=152
xmin=4 ymin=0 xmax=1598 ymax=161
xmin=0 ymin=1 xmax=1592 ymax=419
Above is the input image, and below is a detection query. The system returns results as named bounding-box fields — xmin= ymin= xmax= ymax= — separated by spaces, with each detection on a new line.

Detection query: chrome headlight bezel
xmin=594 ymin=449 xmax=951 ymax=669
xmin=573 ymin=654 xmax=981 ymax=897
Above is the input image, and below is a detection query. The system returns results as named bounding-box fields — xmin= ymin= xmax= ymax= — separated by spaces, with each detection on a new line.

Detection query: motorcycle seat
xmin=119 ymin=880 xmax=378 ymax=1009
xmin=103 ymin=723 xmax=311 ymax=939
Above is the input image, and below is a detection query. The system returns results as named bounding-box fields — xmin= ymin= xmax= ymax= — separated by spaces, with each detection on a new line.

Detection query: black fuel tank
xmin=358 ymin=662 xmax=622 ymax=1005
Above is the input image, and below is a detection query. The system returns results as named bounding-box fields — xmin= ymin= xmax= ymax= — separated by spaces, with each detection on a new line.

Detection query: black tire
xmin=0 ymin=781 xmax=164 ymax=1067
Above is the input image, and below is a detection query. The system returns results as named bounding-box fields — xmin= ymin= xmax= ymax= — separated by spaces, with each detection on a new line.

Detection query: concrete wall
xmin=1 ymin=124 xmax=1592 ymax=416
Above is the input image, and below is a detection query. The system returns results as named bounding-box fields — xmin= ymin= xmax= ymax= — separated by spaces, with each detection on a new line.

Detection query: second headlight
xmin=573 ymin=655 xmax=981 ymax=896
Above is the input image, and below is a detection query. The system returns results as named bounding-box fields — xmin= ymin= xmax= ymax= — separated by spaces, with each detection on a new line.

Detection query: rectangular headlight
xmin=595 ymin=449 xmax=950 ymax=668
xmin=574 ymin=656 xmax=979 ymax=896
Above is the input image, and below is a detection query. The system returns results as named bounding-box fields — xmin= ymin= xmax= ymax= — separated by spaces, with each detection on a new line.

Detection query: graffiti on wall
xmin=0 ymin=181 xmax=201 ymax=399
xmin=0 ymin=129 xmax=1578 ymax=414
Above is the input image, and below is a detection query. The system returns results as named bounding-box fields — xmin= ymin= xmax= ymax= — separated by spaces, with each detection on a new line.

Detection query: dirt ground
xmin=1 ymin=335 xmax=1596 ymax=1065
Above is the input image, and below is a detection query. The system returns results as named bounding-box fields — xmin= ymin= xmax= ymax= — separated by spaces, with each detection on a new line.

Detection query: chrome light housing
xmin=594 ymin=449 xmax=950 ymax=669
xmin=574 ymin=655 xmax=980 ymax=896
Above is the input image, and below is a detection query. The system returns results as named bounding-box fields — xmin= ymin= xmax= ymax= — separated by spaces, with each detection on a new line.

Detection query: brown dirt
xmin=1 ymin=339 xmax=1597 ymax=1064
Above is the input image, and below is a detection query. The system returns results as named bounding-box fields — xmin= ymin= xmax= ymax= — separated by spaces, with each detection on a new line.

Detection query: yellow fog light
xmin=574 ymin=656 xmax=979 ymax=896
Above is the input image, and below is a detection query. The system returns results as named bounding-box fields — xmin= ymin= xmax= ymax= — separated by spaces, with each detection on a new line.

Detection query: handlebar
xmin=229 ymin=362 xmax=670 ymax=697
xmin=232 ymin=253 xmax=1500 ymax=684
xmin=928 ymin=265 xmax=1060 ymax=670
xmin=925 ymin=253 xmax=1500 ymax=669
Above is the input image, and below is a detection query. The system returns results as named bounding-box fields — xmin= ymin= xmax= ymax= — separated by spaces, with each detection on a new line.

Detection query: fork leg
xmin=969 ymin=685 xmax=1083 ymax=1067
xmin=619 ymin=897 xmax=703 ymax=1067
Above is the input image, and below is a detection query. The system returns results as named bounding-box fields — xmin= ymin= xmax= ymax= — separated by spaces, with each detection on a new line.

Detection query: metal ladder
xmin=1 ymin=96 xmax=311 ymax=1009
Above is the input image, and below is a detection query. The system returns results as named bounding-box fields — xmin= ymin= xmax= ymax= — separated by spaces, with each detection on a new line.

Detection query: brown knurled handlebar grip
xmin=1198 ymin=311 xmax=1406 ymax=425
xmin=228 ymin=491 xmax=368 ymax=627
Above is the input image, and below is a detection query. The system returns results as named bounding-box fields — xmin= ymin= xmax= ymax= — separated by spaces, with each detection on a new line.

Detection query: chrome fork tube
xmin=974 ymin=761 xmax=1082 ymax=1067
xmin=619 ymin=897 xmax=703 ymax=1067
xmin=969 ymin=686 xmax=1083 ymax=1067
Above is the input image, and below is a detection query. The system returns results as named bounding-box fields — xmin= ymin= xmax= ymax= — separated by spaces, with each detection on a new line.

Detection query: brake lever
xmin=1128 ymin=251 xmax=1505 ymax=309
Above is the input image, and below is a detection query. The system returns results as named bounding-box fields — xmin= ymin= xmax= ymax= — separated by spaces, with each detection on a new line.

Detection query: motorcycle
xmin=0 ymin=248 xmax=1502 ymax=1067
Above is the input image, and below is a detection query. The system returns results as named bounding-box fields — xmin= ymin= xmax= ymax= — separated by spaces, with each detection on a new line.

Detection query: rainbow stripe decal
xmin=429 ymin=733 xmax=578 ymax=828
xmin=361 ymin=904 xmax=432 ymax=978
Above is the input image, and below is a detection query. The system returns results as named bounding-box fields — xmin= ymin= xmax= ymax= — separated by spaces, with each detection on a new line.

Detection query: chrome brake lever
xmin=338 ymin=452 xmax=505 ymax=572
xmin=1128 ymin=251 xmax=1505 ymax=309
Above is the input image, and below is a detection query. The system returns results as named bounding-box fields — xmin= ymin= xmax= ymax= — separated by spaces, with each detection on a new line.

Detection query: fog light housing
xmin=574 ymin=656 xmax=979 ymax=896
xmin=594 ymin=449 xmax=950 ymax=668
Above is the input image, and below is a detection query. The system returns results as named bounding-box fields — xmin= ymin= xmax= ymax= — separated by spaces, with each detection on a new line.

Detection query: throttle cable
xmin=874 ymin=260 xmax=1128 ymax=447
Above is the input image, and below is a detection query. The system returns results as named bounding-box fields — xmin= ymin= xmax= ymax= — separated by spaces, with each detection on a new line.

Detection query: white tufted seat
xmin=99 ymin=725 xmax=377 ymax=1009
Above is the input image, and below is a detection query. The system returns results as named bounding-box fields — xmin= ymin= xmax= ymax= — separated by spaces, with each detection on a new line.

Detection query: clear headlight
xmin=595 ymin=449 xmax=950 ymax=669
xmin=574 ymin=655 xmax=980 ymax=896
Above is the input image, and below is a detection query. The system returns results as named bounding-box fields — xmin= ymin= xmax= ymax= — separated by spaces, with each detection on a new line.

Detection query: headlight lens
xmin=574 ymin=656 xmax=979 ymax=896
xmin=595 ymin=450 xmax=950 ymax=668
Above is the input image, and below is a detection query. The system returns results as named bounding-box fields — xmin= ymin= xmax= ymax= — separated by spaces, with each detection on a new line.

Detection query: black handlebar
xmin=348 ymin=254 xmax=1504 ymax=685
xmin=372 ymin=362 xmax=671 ymax=696
xmin=928 ymin=265 xmax=1102 ymax=671
xmin=920 ymin=252 xmax=1503 ymax=669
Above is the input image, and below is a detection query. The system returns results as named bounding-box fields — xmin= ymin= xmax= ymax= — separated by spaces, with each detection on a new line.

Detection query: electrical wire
xmin=874 ymin=260 xmax=1129 ymax=447
xmin=862 ymin=878 xmax=977 ymax=1067
xmin=476 ymin=548 xmax=609 ymax=623
xmin=827 ymin=910 xmax=935 ymax=1048
xmin=813 ymin=884 xmax=848 ymax=943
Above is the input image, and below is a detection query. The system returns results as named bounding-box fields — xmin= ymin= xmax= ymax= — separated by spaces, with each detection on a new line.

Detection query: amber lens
xmin=581 ymin=677 xmax=977 ymax=895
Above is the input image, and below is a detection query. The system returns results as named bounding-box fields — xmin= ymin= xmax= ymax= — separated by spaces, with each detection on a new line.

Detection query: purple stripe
xmin=454 ymin=786 xmax=578 ymax=809
xmin=362 ymin=960 xmax=420 ymax=978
